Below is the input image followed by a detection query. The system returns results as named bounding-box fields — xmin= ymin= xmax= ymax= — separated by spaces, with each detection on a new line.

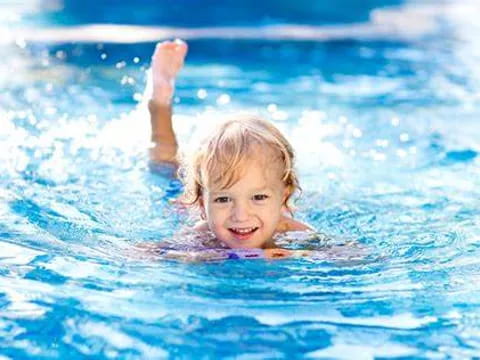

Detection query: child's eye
xmin=214 ymin=196 xmax=230 ymax=203
xmin=253 ymin=194 xmax=269 ymax=201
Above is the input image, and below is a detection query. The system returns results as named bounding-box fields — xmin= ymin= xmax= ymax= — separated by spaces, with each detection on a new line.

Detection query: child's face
xmin=201 ymin=158 xmax=287 ymax=249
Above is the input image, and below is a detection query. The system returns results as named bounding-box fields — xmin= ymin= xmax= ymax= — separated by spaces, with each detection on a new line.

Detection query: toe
xmin=174 ymin=38 xmax=186 ymax=47
xmin=175 ymin=41 xmax=188 ymax=56
xmin=155 ymin=40 xmax=174 ymax=51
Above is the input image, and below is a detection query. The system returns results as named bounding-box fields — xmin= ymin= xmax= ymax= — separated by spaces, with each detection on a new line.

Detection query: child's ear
xmin=282 ymin=185 xmax=292 ymax=204
xmin=281 ymin=185 xmax=294 ymax=215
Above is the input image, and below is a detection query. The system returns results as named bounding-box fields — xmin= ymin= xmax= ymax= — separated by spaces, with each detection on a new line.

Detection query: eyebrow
xmin=209 ymin=186 xmax=271 ymax=195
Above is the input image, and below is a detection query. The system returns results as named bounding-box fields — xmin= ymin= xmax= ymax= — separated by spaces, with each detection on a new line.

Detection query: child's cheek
xmin=207 ymin=209 xmax=222 ymax=229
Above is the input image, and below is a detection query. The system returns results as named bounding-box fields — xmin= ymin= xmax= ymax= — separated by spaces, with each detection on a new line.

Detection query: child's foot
xmin=150 ymin=39 xmax=188 ymax=105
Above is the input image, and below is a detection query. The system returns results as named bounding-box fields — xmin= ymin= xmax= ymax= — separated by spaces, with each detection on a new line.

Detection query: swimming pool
xmin=1 ymin=0 xmax=480 ymax=358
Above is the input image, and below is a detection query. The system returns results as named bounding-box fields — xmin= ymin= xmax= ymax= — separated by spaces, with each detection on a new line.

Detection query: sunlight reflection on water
xmin=1 ymin=0 xmax=480 ymax=358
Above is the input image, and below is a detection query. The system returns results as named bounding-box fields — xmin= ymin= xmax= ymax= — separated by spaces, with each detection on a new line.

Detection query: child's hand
xmin=264 ymin=248 xmax=294 ymax=259
xmin=264 ymin=249 xmax=313 ymax=259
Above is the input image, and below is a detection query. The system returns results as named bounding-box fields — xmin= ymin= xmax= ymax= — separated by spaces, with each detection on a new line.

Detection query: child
xmin=144 ymin=39 xmax=318 ymax=260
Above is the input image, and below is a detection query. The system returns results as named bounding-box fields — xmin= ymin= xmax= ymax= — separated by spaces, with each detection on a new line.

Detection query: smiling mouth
xmin=229 ymin=226 xmax=259 ymax=237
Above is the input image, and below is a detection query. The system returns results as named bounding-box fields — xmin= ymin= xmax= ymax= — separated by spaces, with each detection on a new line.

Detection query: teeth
xmin=231 ymin=227 xmax=257 ymax=234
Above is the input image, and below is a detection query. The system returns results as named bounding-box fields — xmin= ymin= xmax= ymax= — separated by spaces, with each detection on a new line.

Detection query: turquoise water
xmin=1 ymin=1 xmax=480 ymax=358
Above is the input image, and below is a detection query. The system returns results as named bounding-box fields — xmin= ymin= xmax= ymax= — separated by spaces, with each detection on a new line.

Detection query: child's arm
xmin=134 ymin=243 xmax=316 ymax=262
xmin=148 ymin=40 xmax=188 ymax=166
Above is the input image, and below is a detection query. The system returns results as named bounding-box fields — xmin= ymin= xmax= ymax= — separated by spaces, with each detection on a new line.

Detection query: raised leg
xmin=148 ymin=39 xmax=188 ymax=165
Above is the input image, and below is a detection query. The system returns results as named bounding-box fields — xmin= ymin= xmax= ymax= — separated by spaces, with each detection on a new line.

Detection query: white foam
xmin=157 ymin=304 xmax=437 ymax=330
xmin=0 ymin=242 xmax=44 ymax=265
xmin=63 ymin=319 xmax=168 ymax=358
xmin=253 ymin=309 xmax=437 ymax=329
xmin=306 ymin=342 xmax=418 ymax=359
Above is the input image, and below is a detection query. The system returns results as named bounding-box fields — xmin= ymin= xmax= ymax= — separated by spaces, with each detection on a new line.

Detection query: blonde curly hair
xmin=178 ymin=115 xmax=300 ymax=213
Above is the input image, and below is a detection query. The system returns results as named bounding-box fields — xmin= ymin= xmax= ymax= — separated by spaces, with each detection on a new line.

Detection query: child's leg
xmin=148 ymin=39 xmax=188 ymax=165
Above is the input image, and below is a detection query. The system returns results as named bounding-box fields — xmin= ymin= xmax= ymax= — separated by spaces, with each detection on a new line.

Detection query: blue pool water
xmin=1 ymin=0 xmax=480 ymax=358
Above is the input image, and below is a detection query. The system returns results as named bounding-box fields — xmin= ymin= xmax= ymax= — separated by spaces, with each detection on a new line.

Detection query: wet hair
xmin=179 ymin=114 xmax=300 ymax=212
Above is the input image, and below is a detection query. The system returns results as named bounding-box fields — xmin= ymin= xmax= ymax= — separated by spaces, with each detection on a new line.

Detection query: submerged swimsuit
xmin=152 ymin=247 xmax=318 ymax=262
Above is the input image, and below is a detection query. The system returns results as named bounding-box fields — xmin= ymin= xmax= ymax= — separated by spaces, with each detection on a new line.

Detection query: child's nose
xmin=232 ymin=201 xmax=250 ymax=221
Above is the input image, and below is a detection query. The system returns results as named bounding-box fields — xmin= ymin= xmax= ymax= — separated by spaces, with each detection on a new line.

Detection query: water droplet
xmin=272 ymin=110 xmax=288 ymax=121
xmin=55 ymin=50 xmax=66 ymax=60
xmin=197 ymin=89 xmax=208 ymax=99
xmin=45 ymin=107 xmax=57 ymax=116
xmin=15 ymin=37 xmax=26 ymax=48
xmin=267 ymin=104 xmax=277 ymax=112
xmin=372 ymin=151 xmax=386 ymax=161
xmin=342 ymin=140 xmax=353 ymax=148
xmin=120 ymin=76 xmax=135 ymax=85
xmin=375 ymin=139 xmax=389 ymax=148
xmin=133 ymin=93 xmax=143 ymax=102
xmin=216 ymin=94 xmax=231 ymax=105
xmin=352 ymin=128 xmax=362 ymax=138
xmin=396 ymin=149 xmax=407 ymax=157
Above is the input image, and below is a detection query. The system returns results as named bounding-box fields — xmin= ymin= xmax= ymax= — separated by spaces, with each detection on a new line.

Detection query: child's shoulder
xmin=278 ymin=215 xmax=313 ymax=233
